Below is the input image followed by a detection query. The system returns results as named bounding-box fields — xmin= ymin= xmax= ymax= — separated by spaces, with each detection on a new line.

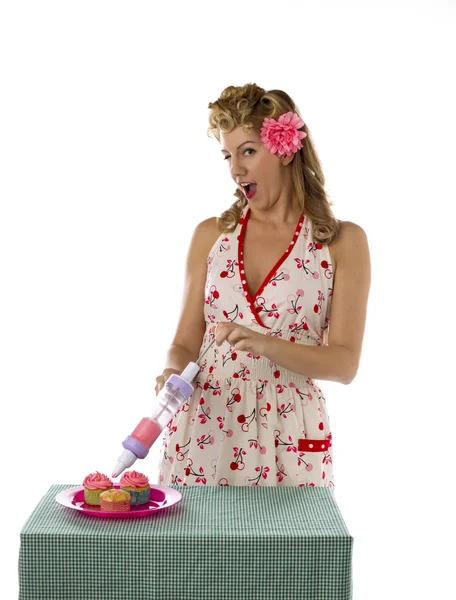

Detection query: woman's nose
xmin=230 ymin=156 xmax=246 ymax=179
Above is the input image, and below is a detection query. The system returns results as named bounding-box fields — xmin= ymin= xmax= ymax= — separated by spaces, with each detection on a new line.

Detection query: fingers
xmin=154 ymin=369 xmax=182 ymax=396
xmin=215 ymin=322 xmax=239 ymax=347
xmin=154 ymin=377 xmax=163 ymax=396
xmin=215 ymin=322 xmax=225 ymax=346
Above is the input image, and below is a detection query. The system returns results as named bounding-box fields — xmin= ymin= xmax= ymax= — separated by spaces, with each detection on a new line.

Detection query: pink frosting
xmin=120 ymin=470 xmax=149 ymax=488
xmin=83 ymin=471 xmax=113 ymax=490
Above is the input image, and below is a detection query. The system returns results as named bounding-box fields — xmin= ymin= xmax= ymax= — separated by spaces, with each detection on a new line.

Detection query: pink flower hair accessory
xmin=260 ymin=111 xmax=307 ymax=157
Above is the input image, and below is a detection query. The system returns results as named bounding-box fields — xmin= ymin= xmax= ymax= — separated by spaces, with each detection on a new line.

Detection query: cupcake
xmin=83 ymin=471 xmax=113 ymax=506
xmin=120 ymin=470 xmax=150 ymax=506
xmin=99 ymin=488 xmax=131 ymax=512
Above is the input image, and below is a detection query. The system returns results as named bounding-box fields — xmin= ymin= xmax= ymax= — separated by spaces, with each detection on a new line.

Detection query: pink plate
xmin=55 ymin=483 xmax=182 ymax=519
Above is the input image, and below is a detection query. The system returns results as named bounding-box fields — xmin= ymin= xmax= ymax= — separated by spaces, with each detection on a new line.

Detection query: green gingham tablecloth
xmin=19 ymin=484 xmax=353 ymax=600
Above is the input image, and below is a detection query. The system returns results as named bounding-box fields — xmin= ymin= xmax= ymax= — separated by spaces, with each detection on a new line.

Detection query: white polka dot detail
xmin=297 ymin=438 xmax=330 ymax=452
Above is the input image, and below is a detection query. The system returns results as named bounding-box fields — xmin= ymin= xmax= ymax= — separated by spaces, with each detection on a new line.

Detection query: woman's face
xmin=220 ymin=126 xmax=294 ymax=208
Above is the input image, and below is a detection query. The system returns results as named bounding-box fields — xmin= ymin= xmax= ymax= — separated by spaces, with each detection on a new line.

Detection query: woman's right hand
xmin=154 ymin=368 xmax=182 ymax=396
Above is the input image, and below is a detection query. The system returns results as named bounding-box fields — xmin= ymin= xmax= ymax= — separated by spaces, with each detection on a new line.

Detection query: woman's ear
xmin=281 ymin=154 xmax=295 ymax=167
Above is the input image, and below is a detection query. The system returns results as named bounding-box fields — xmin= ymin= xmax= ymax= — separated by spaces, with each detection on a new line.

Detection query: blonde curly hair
xmin=207 ymin=83 xmax=341 ymax=246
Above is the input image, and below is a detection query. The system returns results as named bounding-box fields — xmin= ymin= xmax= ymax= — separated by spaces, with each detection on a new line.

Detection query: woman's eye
xmin=223 ymin=148 xmax=255 ymax=160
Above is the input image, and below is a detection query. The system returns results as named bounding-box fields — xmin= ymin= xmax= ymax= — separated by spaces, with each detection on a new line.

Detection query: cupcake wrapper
xmin=120 ymin=487 xmax=150 ymax=506
xmin=100 ymin=498 xmax=130 ymax=512
xmin=84 ymin=486 xmax=113 ymax=506
xmin=84 ymin=489 xmax=101 ymax=506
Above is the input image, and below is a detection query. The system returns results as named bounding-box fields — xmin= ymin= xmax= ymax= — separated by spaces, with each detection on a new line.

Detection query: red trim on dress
xmin=297 ymin=438 xmax=331 ymax=452
xmin=237 ymin=206 xmax=305 ymax=329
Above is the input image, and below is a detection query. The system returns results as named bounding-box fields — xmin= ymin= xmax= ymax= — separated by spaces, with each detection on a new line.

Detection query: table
xmin=19 ymin=484 xmax=353 ymax=600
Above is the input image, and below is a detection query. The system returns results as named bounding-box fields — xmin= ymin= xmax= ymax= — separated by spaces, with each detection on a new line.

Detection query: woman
xmin=155 ymin=83 xmax=371 ymax=493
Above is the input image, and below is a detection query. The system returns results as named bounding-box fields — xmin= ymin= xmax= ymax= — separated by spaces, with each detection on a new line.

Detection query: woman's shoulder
xmin=195 ymin=216 xmax=225 ymax=255
xmin=197 ymin=216 xmax=222 ymax=239
xmin=330 ymin=220 xmax=369 ymax=269
xmin=336 ymin=220 xmax=368 ymax=245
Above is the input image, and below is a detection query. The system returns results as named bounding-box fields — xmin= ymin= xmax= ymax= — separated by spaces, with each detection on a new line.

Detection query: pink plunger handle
xmin=130 ymin=418 xmax=163 ymax=450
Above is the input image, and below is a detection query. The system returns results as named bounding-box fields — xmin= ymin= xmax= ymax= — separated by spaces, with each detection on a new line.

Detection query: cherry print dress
xmin=157 ymin=204 xmax=336 ymax=492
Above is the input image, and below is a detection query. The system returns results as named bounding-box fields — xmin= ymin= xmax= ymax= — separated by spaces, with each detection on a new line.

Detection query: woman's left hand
xmin=215 ymin=321 xmax=267 ymax=356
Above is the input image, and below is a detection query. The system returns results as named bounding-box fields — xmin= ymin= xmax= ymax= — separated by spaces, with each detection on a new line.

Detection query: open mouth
xmin=242 ymin=183 xmax=257 ymax=199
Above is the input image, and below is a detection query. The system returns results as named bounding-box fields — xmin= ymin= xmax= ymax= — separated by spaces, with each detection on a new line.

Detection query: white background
xmin=1 ymin=1 xmax=454 ymax=598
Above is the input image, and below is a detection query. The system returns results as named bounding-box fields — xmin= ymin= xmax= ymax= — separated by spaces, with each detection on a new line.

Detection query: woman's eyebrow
xmin=221 ymin=141 xmax=257 ymax=154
